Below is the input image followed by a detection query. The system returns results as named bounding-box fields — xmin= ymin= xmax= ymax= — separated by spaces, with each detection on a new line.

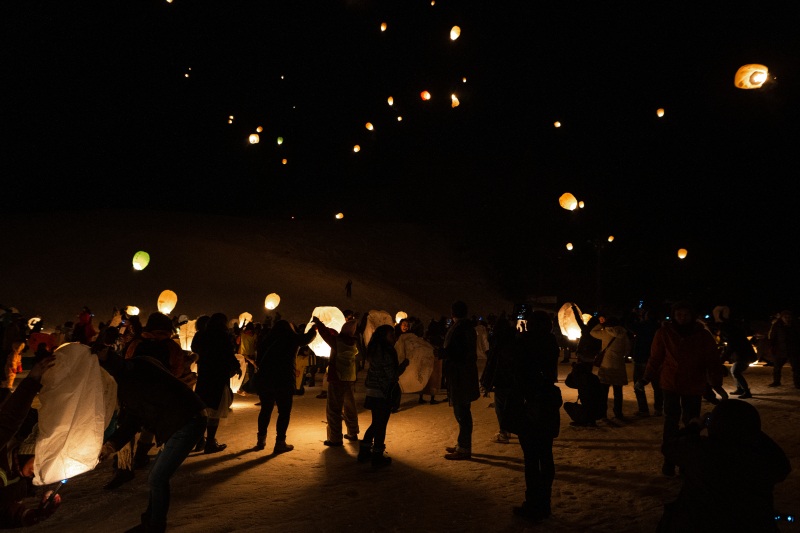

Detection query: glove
xmin=633 ymin=380 xmax=648 ymax=393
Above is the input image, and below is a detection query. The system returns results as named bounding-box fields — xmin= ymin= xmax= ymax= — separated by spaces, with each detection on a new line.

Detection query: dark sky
xmin=4 ymin=1 xmax=799 ymax=315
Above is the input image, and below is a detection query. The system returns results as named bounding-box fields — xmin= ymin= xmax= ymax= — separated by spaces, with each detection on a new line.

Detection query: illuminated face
xmin=674 ymin=308 xmax=693 ymax=325
xmin=400 ymin=321 xmax=409 ymax=333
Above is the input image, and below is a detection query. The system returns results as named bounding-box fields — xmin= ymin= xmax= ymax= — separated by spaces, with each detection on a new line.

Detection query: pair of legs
xmin=361 ymin=396 xmax=393 ymax=466
xmin=633 ymin=363 xmax=663 ymax=414
xmin=601 ymin=384 xmax=624 ymax=418
xmin=730 ymin=361 xmax=750 ymax=393
xmin=257 ymin=388 xmax=293 ymax=445
xmin=492 ymin=387 xmax=512 ymax=439
xmin=452 ymin=401 xmax=473 ymax=451
xmin=516 ymin=431 xmax=555 ymax=519
xmin=660 ymin=391 xmax=701 ymax=475
xmin=326 ymin=381 xmax=359 ymax=443
xmin=771 ymin=356 xmax=800 ymax=387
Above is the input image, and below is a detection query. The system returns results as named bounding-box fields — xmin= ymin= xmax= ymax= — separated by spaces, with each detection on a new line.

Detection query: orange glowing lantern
xmin=578 ymin=201 xmax=585 ymax=208
xmin=450 ymin=26 xmax=461 ymax=41
xmin=157 ymin=290 xmax=178 ymax=314
xmin=559 ymin=193 xmax=578 ymax=211
xmin=607 ymin=235 xmax=615 ymax=243
xmin=677 ymin=248 xmax=688 ymax=259
xmin=420 ymin=91 xmax=431 ymax=101
xmin=558 ymin=302 xmax=583 ymax=341
xmin=656 ymin=108 xmax=665 ymax=118
xmin=365 ymin=122 xmax=374 ymax=131
xmin=264 ymin=293 xmax=281 ymax=310
xmin=387 ymin=96 xmax=394 ymax=106
xmin=554 ymin=121 xmax=562 ymax=128
xmin=451 ymin=94 xmax=460 ymax=108
xmin=734 ymin=64 xmax=769 ymax=89
xmin=335 ymin=213 xmax=344 ymax=220
xmin=281 ymin=158 xmax=287 ymax=165
xmin=566 ymin=243 xmax=573 ymax=251
xmin=380 ymin=22 xmax=387 ymax=32
xmin=248 ymin=133 xmax=260 ymax=144
xmin=353 ymin=145 xmax=360 ymax=153
xmin=395 ymin=311 xmax=408 ymax=323
xmin=256 ymin=126 xmax=263 ymax=133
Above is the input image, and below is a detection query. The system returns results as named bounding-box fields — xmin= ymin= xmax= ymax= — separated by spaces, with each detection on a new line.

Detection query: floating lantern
xmin=558 ymin=193 xmax=578 ymax=211
xmin=353 ymin=145 xmax=360 ymax=152
xmin=335 ymin=213 xmax=344 ymax=220
xmin=566 ymin=243 xmax=573 ymax=251
xmin=395 ymin=311 xmax=408 ymax=324
xmin=656 ymin=108 xmax=665 ymax=118
xmin=420 ymin=91 xmax=431 ymax=101
xmin=677 ymin=248 xmax=688 ymax=259
xmin=451 ymin=94 xmax=460 ymax=108
xmin=125 ymin=306 xmax=140 ymax=316
xmin=554 ymin=121 xmax=562 ymax=128
xmin=365 ymin=122 xmax=374 ymax=131
xmin=450 ymin=26 xmax=461 ymax=41
xmin=277 ymin=136 xmax=284 ymax=145
xmin=256 ymin=126 xmax=263 ymax=133
xmin=607 ymin=235 xmax=615 ymax=243
xmin=184 ymin=73 xmax=189 ymax=78
xmin=264 ymin=293 xmax=281 ymax=310
xmin=380 ymin=22 xmax=387 ymax=32
xmin=462 ymin=77 xmax=467 ymax=83
xmin=305 ymin=307 xmax=347 ymax=358
xmin=281 ymin=158 xmax=287 ymax=164
xmin=132 ymin=251 xmax=150 ymax=270
xmin=167 ymin=0 xmax=173 ymax=3
xmin=578 ymin=201 xmax=585 ymax=208
xmin=228 ymin=115 xmax=234 ymax=124
xmin=248 ymin=133 xmax=260 ymax=144
xmin=387 ymin=96 xmax=394 ymax=106
xmin=734 ymin=64 xmax=769 ymax=89
xmin=157 ymin=290 xmax=178 ymax=314
xmin=238 ymin=312 xmax=253 ymax=328
xmin=557 ymin=302 xmax=583 ymax=341
xmin=397 ymin=116 xmax=403 ymax=121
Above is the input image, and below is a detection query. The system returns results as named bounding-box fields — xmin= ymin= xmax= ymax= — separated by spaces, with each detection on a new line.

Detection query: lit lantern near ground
xmin=395 ymin=311 xmax=408 ymax=323
xmin=249 ymin=133 xmax=260 ymax=144
xmin=277 ymin=136 xmax=284 ymax=145
xmin=559 ymin=193 xmax=578 ymax=211
xmin=132 ymin=251 xmax=150 ymax=270
xmin=125 ymin=306 xmax=140 ymax=316
xmin=264 ymin=293 xmax=280 ymax=310
xmin=677 ymin=248 xmax=688 ymax=259
xmin=734 ymin=64 xmax=769 ymax=89
xmin=566 ymin=243 xmax=573 ymax=251
xmin=238 ymin=312 xmax=253 ymax=328
xmin=353 ymin=145 xmax=360 ymax=152
xmin=451 ymin=94 xmax=460 ymax=108
xmin=365 ymin=122 xmax=374 ymax=131
xmin=558 ymin=302 xmax=583 ymax=340
xmin=256 ymin=126 xmax=263 ymax=133
xmin=608 ymin=235 xmax=615 ymax=242
xmin=157 ymin=290 xmax=178 ymax=314
xmin=578 ymin=201 xmax=585 ymax=208
xmin=380 ymin=22 xmax=387 ymax=32
xmin=335 ymin=213 xmax=344 ymax=220
xmin=420 ymin=91 xmax=431 ymax=101
xmin=450 ymin=26 xmax=461 ymax=40
xmin=305 ymin=307 xmax=346 ymax=357
xmin=387 ymin=96 xmax=394 ymax=106
xmin=554 ymin=121 xmax=561 ymax=128
xmin=657 ymin=108 xmax=665 ymax=117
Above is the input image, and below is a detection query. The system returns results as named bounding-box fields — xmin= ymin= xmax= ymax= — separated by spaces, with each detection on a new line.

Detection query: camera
xmin=514 ymin=303 xmax=528 ymax=321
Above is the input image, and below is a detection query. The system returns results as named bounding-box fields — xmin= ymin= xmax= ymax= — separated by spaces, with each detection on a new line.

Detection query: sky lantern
xmin=353 ymin=145 xmax=360 ymax=152
xmin=277 ymin=136 xmax=284 ymax=145
xmin=451 ymin=94 xmax=460 ymax=108
xmin=335 ymin=212 xmax=344 ymax=219
xmin=387 ymin=96 xmax=394 ymax=106
xmin=420 ymin=90 xmax=431 ymax=101
xmin=157 ymin=290 xmax=178 ymax=314
xmin=264 ymin=293 xmax=280 ymax=310
xmin=132 ymin=251 xmax=150 ymax=270
xmin=450 ymin=26 xmax=461 ymax=40
xmin=365 ymin=122 xmax=374 ymax=131
xmin=397 ymin=116 xmax=403 ymax=121
xmin=554 ymin=121 xmax=562 ymax=128
xmin=304 ymin=307 xmax=346 ymax=357
xmin=256 ymin=126 xmax=263 ymax=133
xmin=566 ymin=243 xmax=573 ymax=251
xmin=578 ymin=201 xmax=585 ymax=208
xmin=557 ymin=303 xmax=583 ymax=341
xmin=734 ymin=64 xmax=769 ymax=89
xmin=125 ymin=305 xmax=140 ymax=316
xmin=656 ymin=108 xmax=665 ymax=118
xmin=395 ymin=311 xmax=408 ymax=324
xmin=677 ymin=248 xmax=688 ymax=259
xmin=462 ymin=77 xmax=467 ymax=83
xmin=380 ymin=22 xmax=387 ymax=32
xmin=248 ymin=133 xmax=260 ymax=144
xmin=281 ymin=158 xmax=287 ymax=164
xmin=607 ymin=235 xmax=615 ymax=242
xmin=238 ymin=312 xmax=253 ymax=328
xmin=559 ymin=192 xmax=578 ymax=211
xmin=228 ymin=115 xmax=234 ymax=124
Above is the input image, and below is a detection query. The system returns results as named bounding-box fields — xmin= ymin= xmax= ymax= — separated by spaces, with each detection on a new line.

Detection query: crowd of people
xmin=0 ymin=299 xmax=797 ymax=531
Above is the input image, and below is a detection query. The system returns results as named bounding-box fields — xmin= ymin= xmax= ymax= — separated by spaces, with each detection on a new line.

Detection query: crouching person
xmin=0 ymin=356 xmax=60 ymax=527
xmin=99 ymin=352 xmax=207 ymax=532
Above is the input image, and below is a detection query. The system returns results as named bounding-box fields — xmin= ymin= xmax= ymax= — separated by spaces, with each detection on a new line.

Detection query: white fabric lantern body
xmin=559 ymin=193 xmax=578 ymax=211
xmin=125 ymin=305 xmax=140 ymax=316
xmin=304 ymin=306 xmax=346 ymax=358
xmin=34 ymin=343 xmax=116 ymax=485
xmin=395 ymin=334 xmax=435 ymax=393
xmin=248 ymin=133 xmax=260 ymax=144
xmin=264 ymin=293 xmax=280 ymax=310
xmin=450 ymin=26 xmax=461 ymax=40
xmin=157 ymin=290 xmax=178 ymax=314
xmin=395 ymin=311 xmax=408 ymax=324
xmin=178 ymin=319 xmax=197 ymax=351
xmin=230 ymin=354 xmax=249 ymax=393
xmin=734 ymin=64 xmax=769 ymax=89
xmin=363 ymin=310 xmax=394 ymax=348
xmin=557 ymin=302 xmax=583 ymax=341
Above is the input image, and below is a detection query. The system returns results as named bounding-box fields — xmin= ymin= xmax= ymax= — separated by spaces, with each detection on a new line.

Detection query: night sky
xmin=4 ymin=2 xmax=799 ymax=315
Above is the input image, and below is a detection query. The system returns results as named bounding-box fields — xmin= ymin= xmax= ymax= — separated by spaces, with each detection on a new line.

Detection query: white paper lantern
xmin=157 ymin=290 xmax=178 ymax=314
xmin=264 ymin=293 xmax=281 ymax=310
xmin=304 ymin=306 xmax=346 ymax=358
xmin=557 ymin=302 xmax=583 ymax=341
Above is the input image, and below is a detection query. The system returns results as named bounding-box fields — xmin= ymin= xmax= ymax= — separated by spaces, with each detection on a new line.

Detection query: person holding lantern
xmin=316 ymin=317 xmax=360 ymax=447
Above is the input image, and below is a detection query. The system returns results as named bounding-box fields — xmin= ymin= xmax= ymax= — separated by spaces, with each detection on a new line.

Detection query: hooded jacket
xmin=644 ymin=321 xmax=723 ymax=395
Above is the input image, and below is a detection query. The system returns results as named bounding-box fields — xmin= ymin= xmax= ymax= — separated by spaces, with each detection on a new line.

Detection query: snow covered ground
xmin=30 ymin=361 xmax=799 ymax=533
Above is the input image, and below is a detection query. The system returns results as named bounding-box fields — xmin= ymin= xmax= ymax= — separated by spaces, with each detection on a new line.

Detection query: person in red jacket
xmin=635 ymin=301 xmax=726 ymax=477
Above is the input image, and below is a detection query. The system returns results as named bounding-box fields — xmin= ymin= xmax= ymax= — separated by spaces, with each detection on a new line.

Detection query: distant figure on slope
xmin=345 ymin=279 xmax=352 ymax=299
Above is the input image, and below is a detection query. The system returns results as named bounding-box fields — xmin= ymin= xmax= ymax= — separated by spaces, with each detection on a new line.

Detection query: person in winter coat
xmin=253 ymin=320 xmax=317 ymax=453
xmin=480 ymin=316 xmax=517 ymax=443
xmin=767 ymin=310 xmax=800 ymax=388
xmin=359 ymin=325 xmax=408 ymax=467
xmin=658 ymin=400 xmax=790 ymax=532
xmin=71 ymin=307 xmax=97 ymax=345
xmin=636 ymin=301 xmax=727 ymax=477
xmin=442 ymin=301 xmax=479 ymax=460
xmin=315 ymin=317 xmax=360 ymax=447
xmin=192 ymin=313 xmax=241 ymax=454
xmin=571 ymin=304 xmax=602 ymax=363
xmin=590 ymin=317 xmax=631 ymax=420
xmin=714 ymin=316 xmax=757 ymax=398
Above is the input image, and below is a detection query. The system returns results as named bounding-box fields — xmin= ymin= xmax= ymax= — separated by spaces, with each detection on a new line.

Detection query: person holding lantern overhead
xmin=316 ymin=316 xmax=360 ymax=446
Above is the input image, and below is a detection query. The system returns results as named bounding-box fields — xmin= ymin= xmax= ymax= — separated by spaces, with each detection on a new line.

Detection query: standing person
xmin=715 ymin=315 xmax=757 ymax=398
xmin=442 ymin=301 xmax=479 ymax=461
xmin=98 ymin=349 xmax=207 ymax=533
xmin=590 ymin=316 xmax=632 ymax=421
xmin=507 ymin=310 xmax=561 ymax=523
xmin=192 ymin=313 xmax=241 ymax=454
xmin=345 ymin=279 xmax=352 ymax=299
xmin=571 ymin=304 xmax=602 ymax=363
xmin=480 ymin=316 xmax=516 ymax=443
xmin=253 ymin=320 xmax=317 ymax=453
xmin=767 ymin=309 xmax=800 ymax=389
xmin=315 ymin=317 xmax=360 ymax=447
xmin=71 ymin=306 xmax=97 ymax=345
xmin=358 ymin=325 xmax=408 ymax=467
xmin=236 ymin=322 xmax=258 ymax=396
xmin=635 ymin=301 xmax=727 ymax=477
xmin=420 ymin=318 xmax=446 ymax=404
xmin=628 ymin=309 xmax=663 ymax=416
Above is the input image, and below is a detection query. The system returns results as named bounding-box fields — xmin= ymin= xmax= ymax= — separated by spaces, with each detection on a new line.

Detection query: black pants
xmin=661 ymin=391 xmax=701 ymax=465
xmin=633 ymin=363 xmax=663 ymax=413
xmin=518 ymin=432 xmax=555 ymax=514
xmin=257 ymin=388 xmax=293 ymax=441
xmin=363 ymin=398 xmax=392 ymax=450
xmin=602 ymin=384 xmax=624 ymax=418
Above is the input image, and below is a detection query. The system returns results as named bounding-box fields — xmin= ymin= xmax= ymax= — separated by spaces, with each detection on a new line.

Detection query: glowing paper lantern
xmin=27 ymin=317 xmax=42 ymax=329
xmin=365 ymin=122 xmax=374 ymax=131
xmin=157 ymin=290 xmax=178 ymax=314
xmin=256 ymin=126 xmax=263 ymax=133
xmin=228 ymin=115 xmax=234 ymax=124
xmin=178 ymin=319 xmax=196 ymax=351
xmin=353 ymin=145 xmax=360 ymax=152
xmin=566 ymin=243 xmax=573 ymax=251
xmin=450 ymin=26 xmax=461 ymax=40
xmin=132 ymin=251 xmax=150 ymax=271
xmin=238 ymin=312 xmax=253 ymax=328
xmin=363 ymin=310 xmax=394 ymax=348
xmin=397 ymin=116 xmax=403 ymax=121
xmin=734 ymin=64 xmax=769 ymax=89
xmin=125 ymin=306 xmax=140 ymax=316
xmin=462 ymin=77 xmax=467 ymax=83
xmin=387 ymin=96 xmax=394 ymax=106
xmin=248 ymin=133 xmax=260 ymax=144
xmin=557 ymin=302 xmax=583 ymax=341
xmin=554 ymin=121 xmax=562 ymax=128
xmin=578 ymin=201 xmax=585 ymax=208
xmin=282 ymin=158 xmax=287 ymax=165
xmin=677 ymin=248 xmax=688 ymax=259
xmin=395 ymin=311 xmax=408 ymax=324
xmin=264 ymin=293 xmax=280 ymax=310
xmin=277 ymin=136 xmax=284 ymax=145
xmin=335 ymin=213 xmax=344 ymax=220
xmin=656 ymin=108 xmax=665 ymax=118
xmin=559 ymin=193 xmax=578 ymax=211
xmin=396 ymin=334 xmax=435 ymax=393
xmin=451 ymin=94 xmax=460 ymax=108
xmin=380 ymin=22 xmax=387 ymax=32
xmin=304 ymin=307 xmax=347 ymax=358
xmin=607 ymin=235 xmax=615 ymax=243
xmin=420 ymin=91 xmax=431 ymax=101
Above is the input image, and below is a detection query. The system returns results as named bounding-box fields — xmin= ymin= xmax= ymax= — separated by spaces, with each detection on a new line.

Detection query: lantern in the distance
xmin=264 ymin=293 xmax=280 ymax=310
xmin=657 ymin=108 xmax=665 ymax=118
xmin=451 ymin=94 xmax=460 ymax=108
xmin=256 ymin=126 xmax=263 ymax=133
xmin=132 ymin=251 xmax=150 ymax=271
xmin=353 ymin=145 xmax=360 ymax=153
xmin=125 ymin=305 xmax=140 ymax=316
xmin=578 ymin=201 xmax=585 ymax=208
xmin=734 ymin=64 xmax=769 ymax=89
xmin=554 ymin=121 xmax=562 ymax=128
xmin=557 ymin=302 xmax=583 ymax=341
xmin=335 ymin=213 xmax=344 ymax=220
xmin=450 ymin=26 xmax=461 ymax=41
xmin=387 ymin=96 xmax=394 ymax=106
xmin=248 ymin=133 xmax=260 ymax=144
xmin=365 ymin=122 xmax=374 ymax=131
xmin=277 ymin=136 xmax=284 ymax=145
xmin=677 ymin=248 xmax=688 ymax=259
xmin=380 ymin=22 xmax=387 ymax=32
xmin=395 ymin=311 xmax=408 ymax=324
xmin=157 ymin=290 xmax=178 ymax=314
xmin=607 ymin=235 xmax=615 ymax=243
xmin=559 ymin=193 xmax=578 ymax=211
xmin=281 ymin=158 xmax=287 ymax=165
xmin=420 ymin=91 xmax=431 ymax=101
xmin=566 ymin=243 xmax=573 ymax=251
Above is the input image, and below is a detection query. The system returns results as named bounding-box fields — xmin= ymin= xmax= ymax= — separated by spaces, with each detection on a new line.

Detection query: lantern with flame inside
xmin=248 ymin=133 xmax=260 ymax=144
xmin=281 ymin=158 xmax=287 ymax=165
xmin=607 ymin=235 xmax=615 ymax=243
xmin=395 ymin=311 xmax=408 ymax=324
xmin=304 ymin=307 xmax=346 ymax=358
xmin=559 ymin=193 xmax=578 ymax=211
xmin=228 ymin=115 xmax=234 ymax=124
xmin=157 ymin=290 xmax=178 ymax=314
xmin=387 ymin=96 xmax=394 ymax=106
xmin=238 ymin=312 xmax=253 ymax=328
xmin=451 ymin=94 xmax=460 ymax=108
xmin=677 ymin=248 xmax=688 ymax=259
xmin=132 ymin=251 xmax=150 ymax=271
xmin=353 ymin=145 xmax=360 ymax=153
xmin=335 ymin=213 xmax=344 ymax=220
xmin=578 ymin=201 xmax=585 ymax=208
xmin=365 ymin=122 xmax=374 ymax=131
xmin=264 ymin=293 xmax=280 ymax=310
xmin=277 ymin=136 xmax=284 ymax=145
xmin=125 ymin=306 xmax=140 ymax=316
xmin=566 ymin=243 xmax=573 ymax=251
xmin=256 ymin=126 xmax=263 ymax=133
xmin=380 ymin=22 xmax=387 ymax=32
xmin=554 ymin=121 xmax=562 ymax=128
xmin=557 ymin=302 xmax=584 ymax=341
xmin=734 ymin=64 xmax=769 ymax=89
xmin=450 ymin=26 xmax=461 ymax=41
xmin=420 ymin=91 xmax=431 ymax=101
xmin=657 ymin=108 xmax=665 ymax=118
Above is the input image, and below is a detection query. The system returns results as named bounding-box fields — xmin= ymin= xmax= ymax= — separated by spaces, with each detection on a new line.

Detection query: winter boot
xmin=254 ymin=433 xmax=266 ymax=451
xmin=273 ymin=440 xmax=294 ymax=454
xmin=357 ymin=443 xmax=372 ymax=463
xmin=371 ymin=446 xmax=392 ymax=468
xmin=133 ymin=442 xmax=154 ymax=470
